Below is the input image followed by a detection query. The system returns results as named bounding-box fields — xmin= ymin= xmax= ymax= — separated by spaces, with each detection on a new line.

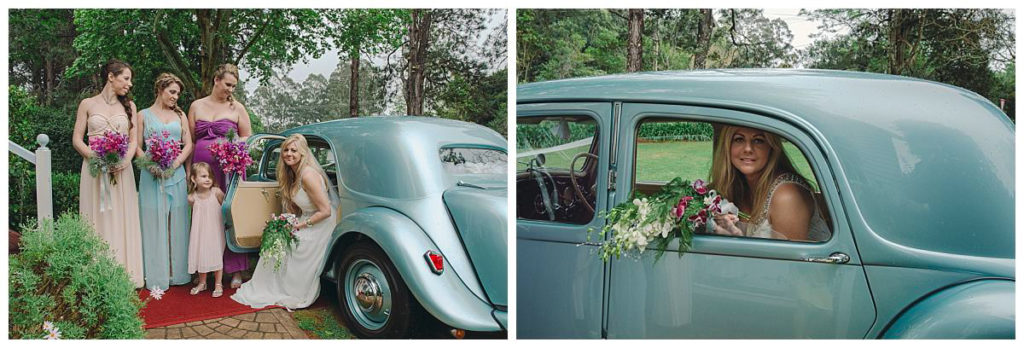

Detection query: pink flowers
xmin=693 ymin=178 xmax=708 ymax=195
xmin=88 ymin=130 xmax=129 ymax=185
xmin=673 ymin=196 xmax=694 ymax=218
xmin=207 ymin=140 xmax=253 ymax=179
xmin=137 ymin=131 xmax=183 ymax=178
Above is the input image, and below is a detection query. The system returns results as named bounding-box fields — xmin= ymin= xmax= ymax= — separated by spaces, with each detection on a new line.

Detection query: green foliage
xmin=68 ymin=9 xmax=345 ymax=108
xmin=802 ymin=9 xmax=1015 ymax=113
xmin=638 ymin=122 xmax=713 ymax=141
xmin=433 ymin=68 xmax=509 ymax=136
xmin=293 ymin=307 xmax=355 ymax=339
xmin=8 ymin=9 xmax=80 ymax=104
xmin=9 ymin=214 xmax=145 ymax=339
xmin=516 ymin=121 xmax=596 ymax=150
xmin=9 ymin=87 xmax=84 ymax=228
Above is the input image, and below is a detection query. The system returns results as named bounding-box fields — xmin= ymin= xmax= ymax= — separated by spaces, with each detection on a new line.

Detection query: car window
xmin=440 ymin=147 xmax=507 ymax=175
xmin=633 ymin=119 xmax=831 ymax=242
xmin=516 ymin=116 xmax=599 ymax=225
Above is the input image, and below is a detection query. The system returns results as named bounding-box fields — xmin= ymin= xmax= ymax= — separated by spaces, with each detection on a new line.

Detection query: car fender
xmin=328 ymin=206 xmax=501 ymax=332
xmin=881 ymin=279 xmax=1014 ymax=338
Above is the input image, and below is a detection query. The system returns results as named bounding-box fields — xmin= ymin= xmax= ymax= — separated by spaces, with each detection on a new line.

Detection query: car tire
xmin=335 ymin=240 xmax=419 ymax=338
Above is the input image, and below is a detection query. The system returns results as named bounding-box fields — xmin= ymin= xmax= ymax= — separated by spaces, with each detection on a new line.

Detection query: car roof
xmin=520 ymin=69 xmax=1015 ymax=260
xmin=285 ymin=115 xmax=507 ymax=150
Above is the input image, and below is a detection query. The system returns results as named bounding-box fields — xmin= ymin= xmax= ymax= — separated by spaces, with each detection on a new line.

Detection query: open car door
xmin=223 ymin=133 xmax=287 ymax=253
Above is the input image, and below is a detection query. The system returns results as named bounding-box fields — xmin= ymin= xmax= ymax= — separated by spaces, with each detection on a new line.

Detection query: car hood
xmin=443 ymin=183 xmax=507 ymax=307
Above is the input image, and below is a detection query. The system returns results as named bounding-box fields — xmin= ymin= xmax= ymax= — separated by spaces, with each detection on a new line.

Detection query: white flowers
xmin=148 ymin=286 xmax=165 ymax=300
xmin=42 ymin=321 xmax=61 ymax=340
xmin=608 ymin=198 xmax=675 ymax=253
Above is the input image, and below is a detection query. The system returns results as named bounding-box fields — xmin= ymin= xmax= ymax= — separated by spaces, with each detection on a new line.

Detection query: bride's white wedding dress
xmin=232 ymin=177 xmax=337 ymax=309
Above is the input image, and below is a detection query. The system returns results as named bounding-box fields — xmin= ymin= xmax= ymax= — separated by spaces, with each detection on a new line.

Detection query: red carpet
xmin=138 ymin=285 xmax=279 ymax=329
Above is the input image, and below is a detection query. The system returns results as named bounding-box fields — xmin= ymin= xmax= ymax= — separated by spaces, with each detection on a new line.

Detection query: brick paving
xmin=145 ymin=308 xmax=307 ymax=339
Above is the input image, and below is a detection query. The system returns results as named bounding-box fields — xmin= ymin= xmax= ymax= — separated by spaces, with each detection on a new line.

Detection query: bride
xmin=232 ymin=134 xmax=337 ymax=309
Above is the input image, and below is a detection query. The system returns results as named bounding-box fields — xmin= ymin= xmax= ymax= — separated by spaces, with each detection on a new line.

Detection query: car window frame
xmin=616 ymin=103 xmax=858 ymax=264
xmin=516 ymin=102 xmax=612 ymax=244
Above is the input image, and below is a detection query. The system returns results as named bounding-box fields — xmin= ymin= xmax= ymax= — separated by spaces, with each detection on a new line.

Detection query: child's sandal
xmin=190 ymin=283 xmax=207 ymax=295
xmin=212 ymin=284 xmax=224 ymax=298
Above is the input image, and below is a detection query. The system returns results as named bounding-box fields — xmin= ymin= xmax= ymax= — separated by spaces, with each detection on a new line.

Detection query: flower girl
xmin=187 ymin=162 xmax=226 ymax=297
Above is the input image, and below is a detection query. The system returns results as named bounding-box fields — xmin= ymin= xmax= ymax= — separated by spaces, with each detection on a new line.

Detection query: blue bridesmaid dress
xmin=138 ymin=108 xmax=191 ymax=289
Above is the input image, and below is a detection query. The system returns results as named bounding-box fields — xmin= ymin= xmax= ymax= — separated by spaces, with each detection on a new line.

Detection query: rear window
xmin=440 ymin=147 xmax=507 ymax=175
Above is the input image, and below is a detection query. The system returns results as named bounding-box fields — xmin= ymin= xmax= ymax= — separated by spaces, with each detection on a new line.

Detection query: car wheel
xmin=335 ymin=241 xmax=417 ymax=338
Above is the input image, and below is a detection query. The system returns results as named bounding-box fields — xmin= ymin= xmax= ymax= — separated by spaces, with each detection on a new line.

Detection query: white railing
xmin=9 ymin=134 xmax=53 ymax=222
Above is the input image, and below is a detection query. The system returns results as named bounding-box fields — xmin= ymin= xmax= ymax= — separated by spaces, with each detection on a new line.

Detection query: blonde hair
xmin=709 ymin=125 xmax=805 ymax=226
xmin=154 ymin=72 xmax=185 ymax=116
xmin=276 ymin=134 xmax=330 ymax=214
xmin=188 ymin=162 xmax=219 ymax=194
xmin=213 ymin=63 xmax=239 ymax=108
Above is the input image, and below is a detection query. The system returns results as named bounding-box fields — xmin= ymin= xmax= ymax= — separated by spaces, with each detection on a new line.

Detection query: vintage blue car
xmin=222 ymin=116 xmax=508 ymax=338
xmin=516 ymin=70 xmax=1014 ymax=338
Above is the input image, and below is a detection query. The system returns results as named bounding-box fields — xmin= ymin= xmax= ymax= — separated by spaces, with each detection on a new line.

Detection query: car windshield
xmin=440 ymin=147 xmax=507 ymax=175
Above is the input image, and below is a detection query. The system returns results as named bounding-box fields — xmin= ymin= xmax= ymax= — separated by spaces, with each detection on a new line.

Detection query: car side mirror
xmin=533 ymin=153 xmax=546 ymax=167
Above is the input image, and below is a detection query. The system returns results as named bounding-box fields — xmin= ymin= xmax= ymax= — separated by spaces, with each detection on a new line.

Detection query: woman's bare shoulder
xmin=771 ymin=183 xmax=813 ymax=210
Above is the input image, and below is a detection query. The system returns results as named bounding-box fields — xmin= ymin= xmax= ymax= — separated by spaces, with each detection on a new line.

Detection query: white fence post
xmin=35 ymin=134 xmax=53 ymax=222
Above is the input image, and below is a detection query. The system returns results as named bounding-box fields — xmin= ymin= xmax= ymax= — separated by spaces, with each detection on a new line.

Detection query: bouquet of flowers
xmin=591 ymin=178 xmax=748 ymax=262
xmin=207 ymin=128 xmax=253 ymax=181
xmin=134 ymin=130 xmax=182 ymax=179
xmin=260 ymin=213 xmax=300 ymax=272
xmin=88 ymin=130 xmax=129 ymax=185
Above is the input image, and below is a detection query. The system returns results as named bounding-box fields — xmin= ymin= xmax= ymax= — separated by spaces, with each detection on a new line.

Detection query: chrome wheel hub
xmin=344 ymin=258 xmax=392 ymax=330
xmin=354 ymin=272 xmax=383 ymax=313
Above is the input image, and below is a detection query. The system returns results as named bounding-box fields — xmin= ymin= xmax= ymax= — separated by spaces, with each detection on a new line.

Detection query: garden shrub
xmin=8 ymin=214 xmax=144 ymax=339
xmin=9 ymin=86 xmax=83 ymax=229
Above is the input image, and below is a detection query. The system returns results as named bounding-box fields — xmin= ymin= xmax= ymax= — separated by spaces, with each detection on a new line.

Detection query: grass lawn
xmin=293 ymin=306 xmax=356 ymax=339
xmin=517 ymin=140 xmax=817 ymax=188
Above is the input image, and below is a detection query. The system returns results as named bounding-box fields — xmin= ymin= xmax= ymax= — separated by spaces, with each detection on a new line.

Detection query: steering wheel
xmin=569 ymin=152 xmax=599 ymax=213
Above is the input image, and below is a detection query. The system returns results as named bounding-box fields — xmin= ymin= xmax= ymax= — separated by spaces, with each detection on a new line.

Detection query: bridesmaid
xmin=136 ymin=73 xmax=193 ymax=290
xmin=188 ymin=63 xmax=253 ymax=289
xmin=71 ymin=59 xmax=144 ymax=287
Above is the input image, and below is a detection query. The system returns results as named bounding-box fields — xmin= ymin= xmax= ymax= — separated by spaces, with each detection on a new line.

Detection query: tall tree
xmin=626 ymin=9 xmax=645 ymax=72
xmin=69 ymin=9 xmax=342 ymax=106
xmin=9 ymin=9 xmax=79 ymax=104
xmin=404 ymin=9 xmax=432 ymax=115
xmin=333 ymin=9 xmax=407 ymax=117
xmin=694 ymin=9 xmax=715 ymax=69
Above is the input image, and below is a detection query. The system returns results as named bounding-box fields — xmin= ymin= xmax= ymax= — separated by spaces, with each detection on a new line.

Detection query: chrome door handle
xmin=804 ymin=252 xmax=850 ymax=264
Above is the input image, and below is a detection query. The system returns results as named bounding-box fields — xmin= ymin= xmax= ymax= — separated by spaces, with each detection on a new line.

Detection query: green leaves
xmin=9 ymin=214 xmax=144 ymax=339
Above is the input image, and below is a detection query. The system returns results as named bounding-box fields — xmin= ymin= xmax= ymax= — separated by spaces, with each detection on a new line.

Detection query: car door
xmin=223 ymin=133 xmax=286 ymax=253
xmin=603 ymin=103 xmax=876 ymax=338
xmin=516 ymin=102 xmax=612 ymax=338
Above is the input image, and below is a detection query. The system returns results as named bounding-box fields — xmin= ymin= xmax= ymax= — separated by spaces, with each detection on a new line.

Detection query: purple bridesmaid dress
xmin=192 ymin=119 xmax=249 ymax=274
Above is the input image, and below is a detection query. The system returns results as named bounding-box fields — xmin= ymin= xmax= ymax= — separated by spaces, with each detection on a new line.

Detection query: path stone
xmin=144 ymin=308 xmax=308 ymax=339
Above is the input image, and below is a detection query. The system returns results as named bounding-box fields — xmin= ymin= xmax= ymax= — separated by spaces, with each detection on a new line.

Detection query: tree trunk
xmin=44 ymin=57 xmax=53 ymax=104
xmin=626 ymin=9 xmax=644 ymax=72
xmin=197 ymin=9 xmax=232 ymax=98
xmin=405 ymin=9 xmax=432 ymax=116
xmin=349 ymin=51 xmax=360 ymax=117
xmin=694 ymin=9 xmax=715 ymax=69
xmin=888 ymin=9 xmax=913 ymax=75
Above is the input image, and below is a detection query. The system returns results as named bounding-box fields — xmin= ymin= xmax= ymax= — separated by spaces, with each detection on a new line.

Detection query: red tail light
xmin=424 ymin=251 xmax=444 ymax=275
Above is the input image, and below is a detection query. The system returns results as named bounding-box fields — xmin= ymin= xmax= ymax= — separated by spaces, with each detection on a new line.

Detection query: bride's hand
xmin=712 ymin=213 xmax=744 ymax=236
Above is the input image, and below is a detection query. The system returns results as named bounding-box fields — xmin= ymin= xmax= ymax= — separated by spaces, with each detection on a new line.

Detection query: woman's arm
xmin=175 ymin=111 xmax=193 ymax=169
xmin=767 ymin=184 xmax=813 ymax=241
xmin=134 ymin=108 xmax=147 ymax=159
xmin=123 ymin=102 xmax=140 ymax=166
xmin=185 ymin=100 xmax=200 ymax=177
xmin=293 ymin=168 xmax=332 ymax=229
xmin=72 ymin=99 xmax=95 ymax=159
xmin=235 ymin=103 xmax=252 ymax=142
